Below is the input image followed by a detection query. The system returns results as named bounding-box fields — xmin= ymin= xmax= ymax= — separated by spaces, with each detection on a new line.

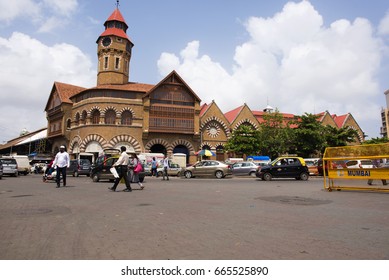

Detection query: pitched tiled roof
xmin=44 ymin=82 xmax=86 ymax=111
xmin=55 ymin=82 xmax=86 ymax=103
xmin=99 ymin=28 xmax=130 ymax=41
xmin=333 ymin=114 xmax=348 ymax=128
xmin=88 ymin=82 xmax=154 ymax=93
xmin=224 ymin=105 xmax=244 ymax=123
xmin=200 ymin=103 xmax=209 ymax=116
xmin=107 ymin=8 xmax=127 ymax=23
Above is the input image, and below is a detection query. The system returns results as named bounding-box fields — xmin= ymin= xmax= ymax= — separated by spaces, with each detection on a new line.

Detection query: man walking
xmin=162 ymin=154 xmax=169 ymax=181
xmin=53 ymin=145 xmax=70 ymax=188
xmin=108 ymin=146 xmax=132 ymax=192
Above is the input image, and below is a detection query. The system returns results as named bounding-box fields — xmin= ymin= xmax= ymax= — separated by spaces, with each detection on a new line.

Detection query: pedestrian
xmin=131 ymin=154 xmax=144 ymax=189
xmin=151 ymin=157 xmax=158 ymax=177
xmin=52 ymin=145 xmax=70 ymax=188
xmin=162 ymin=154 xmax=169 ymax=181
xmin=367 ymin=159 xmax=387 ymax=186
xmin=108 ymin=146 xmax=132 ymax=192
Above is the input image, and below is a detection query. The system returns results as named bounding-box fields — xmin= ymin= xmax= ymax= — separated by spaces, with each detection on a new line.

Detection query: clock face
xmin=102 ymin=37 xmax=112 ymax=47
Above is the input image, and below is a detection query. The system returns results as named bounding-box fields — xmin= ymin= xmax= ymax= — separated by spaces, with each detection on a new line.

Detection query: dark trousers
xmin=163 ymin=167 xmax=169 ymax=180
xmin=112 ymin=166 xmax=131 ymax=190
xmin=56 ymin=166 xmax=67 ymax=186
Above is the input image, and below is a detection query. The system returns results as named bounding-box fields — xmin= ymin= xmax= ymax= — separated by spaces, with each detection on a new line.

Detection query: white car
xmin=346 ymin=160 xmax=373 ymax=169
xmin=157 ymin=163 xmax=182 ymax=176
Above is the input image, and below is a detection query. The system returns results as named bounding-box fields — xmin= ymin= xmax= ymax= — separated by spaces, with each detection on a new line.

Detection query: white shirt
xmin=114 ymin=151 xmax=129 ymax=166
xmin=163 ymin=158 xmax=169 ymax=168
xmin=53 ymin=151 xmax=70 ymax=168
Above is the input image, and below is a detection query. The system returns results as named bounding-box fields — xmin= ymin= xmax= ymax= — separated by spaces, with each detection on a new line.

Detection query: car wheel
xmin=300 ymin=172 xmax=309 ymax=181
xmin=92 ymin=174 xmax=99 ymax=182
xmin=215 ymin=170 xmax=224 ymax=179
xmin=157 ymin=171 xmax=163 ymax=177
xmin=184 ymin=171 xmax=192 ymax=179
xmin=263 ymin=173 xmax=272 ymax=181
xmin=249 ymin=171 xmax=256 ymax=177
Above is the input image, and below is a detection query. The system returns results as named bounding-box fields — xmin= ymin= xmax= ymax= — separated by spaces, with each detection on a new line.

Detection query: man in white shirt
xmin=53 ymin=145 xmax=70 ymax=188
xmin=162 ymin=155 xmax=169 ymax=181
xmin=109 ymin=146 xmax=132 ymax=192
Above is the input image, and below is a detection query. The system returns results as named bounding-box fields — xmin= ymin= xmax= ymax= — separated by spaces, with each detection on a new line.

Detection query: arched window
xmin=66 ymin=119 xmax=71 ymax=130
xmin=81 ymin=111 xmax=87 ymax=125
xmin=105 ymin=109 xmax=116 ymax=124
xmin=91 ymin=110 xmax=100 ymax=124
xmin=75 ymin=113 xmax=80 ymax=126
xmin=121 ymin=110 xmax=133 ymax=125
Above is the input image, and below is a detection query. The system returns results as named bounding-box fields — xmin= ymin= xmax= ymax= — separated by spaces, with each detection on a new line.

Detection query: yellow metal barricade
xmin=323 ymin=143 xmax=389 ymax=192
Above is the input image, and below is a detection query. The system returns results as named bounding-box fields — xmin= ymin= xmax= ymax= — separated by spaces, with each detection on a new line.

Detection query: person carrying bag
xmin=131 ymin=154 xmax=144 ymax=189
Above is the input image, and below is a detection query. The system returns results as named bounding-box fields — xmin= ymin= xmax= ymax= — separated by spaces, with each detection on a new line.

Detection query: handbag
xmin=134 ymin=162 xmax=143 ymax=173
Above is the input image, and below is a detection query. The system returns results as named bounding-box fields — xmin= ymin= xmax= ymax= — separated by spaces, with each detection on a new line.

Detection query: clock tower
xmin=96 ymin=6 xmax=134 ymax=86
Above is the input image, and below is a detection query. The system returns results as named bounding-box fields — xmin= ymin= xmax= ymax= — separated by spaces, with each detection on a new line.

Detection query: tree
xmin=362 ymin=137 xmax=389 ymax=145
xmin=293 ymin=113 xmax=325 ymax=158
xmin=323 ymin=125 xmax=359 ymax=150
xmin=258 ymin=110 xmax=295 ymax=159
xmin=225 ymin=124 xmax=262 ymax=156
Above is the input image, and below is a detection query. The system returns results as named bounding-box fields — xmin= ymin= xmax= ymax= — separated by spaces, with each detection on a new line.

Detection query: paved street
xmin=0 ymin=174 xmax=388 ymax=260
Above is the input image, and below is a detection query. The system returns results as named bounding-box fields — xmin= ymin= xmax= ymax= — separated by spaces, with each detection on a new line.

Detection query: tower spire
xmin=116 ymin=0 xmax=120 ymax=8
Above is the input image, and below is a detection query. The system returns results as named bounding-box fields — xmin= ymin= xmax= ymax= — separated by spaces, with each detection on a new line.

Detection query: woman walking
xmin=131 ymin=154 xmax=144 ymax=189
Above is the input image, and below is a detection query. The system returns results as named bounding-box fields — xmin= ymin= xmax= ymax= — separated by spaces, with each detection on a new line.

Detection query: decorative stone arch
xmin=171 ymin=139 xmax=195 ymax=154
xmin=348 ymin=125 xmax=364 ymax=143
xmin=144 ymin=138 xmax=170 ymax=153
xmin=88 ymin=106 xmax=102 ymax=117
xmin=119 ymin=107 xmax=136 ymax=118
xmin=101 ymin=106 xmax=118 ymax=117
xmin=200 ymin=116 xmax=230 ymax=137
xmin=108 ymin=134 xmax=142 ymax=153
xmin=74 ymin=111 xmax=80 ymax=121
xmin=69 ymin=135 xmax=82 ymax=154
xmin=233 ymin=119 xmax=259 ymax=131
xmin=80 ymin=134 xmax=109 ymax=152
xmin=200 ymin=141 xmax=213 ymax=150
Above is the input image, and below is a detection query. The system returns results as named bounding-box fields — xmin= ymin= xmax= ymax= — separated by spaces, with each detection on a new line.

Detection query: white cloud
xmin=157 ymin=0 xmax=384 ymax=138
xmin=378 ymin=11 xmax=389 ymax=36
xmin=0 ymin=0 xmax=41 ymax=23
xmin=0 ymin=32 xmax=95 ymax=141
xmin=0 ymin=0 xmax=78 ymax=33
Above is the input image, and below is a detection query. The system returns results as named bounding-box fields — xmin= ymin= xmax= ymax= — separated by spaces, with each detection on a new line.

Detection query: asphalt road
xmin=0 ymin=173 xmax=388 ymax=260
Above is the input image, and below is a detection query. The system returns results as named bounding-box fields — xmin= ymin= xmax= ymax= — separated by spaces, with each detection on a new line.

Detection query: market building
xmin=0 ymin=5 xmax=365 ymax=162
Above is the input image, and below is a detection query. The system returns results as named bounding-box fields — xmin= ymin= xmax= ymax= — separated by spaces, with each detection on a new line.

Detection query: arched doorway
xmin=150 ymin=144 xmax=166 ymax=155
xmin=173 ymin=144 xmax=189 ymax=164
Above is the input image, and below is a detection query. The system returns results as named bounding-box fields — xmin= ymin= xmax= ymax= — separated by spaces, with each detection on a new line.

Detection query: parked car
xmin=346 ymin=159 xmax=373 ymax=169
xmin=304 ymin=158 xmax=319 ymax=176
xmin=157 ymin=162 xmax=182 ymax=177
xmin=90 ymin=154 xmax=145 ymax=183
xmin=255 ymin=156 xmax=309 ymax=181
xmin=67 ymin=159 xmax=91 ymax=177
xmin=0 ymin=160 xmax=3 ymax=179
xmin=231 ymin=161 xmax=258 ymax=177
xmin=0 ymin=158 xmax=18 ymax=177
xmin=12 ymin=155 xmax=30 ymax=175
xmin=181 ymin=160 xmax=232 ymax=179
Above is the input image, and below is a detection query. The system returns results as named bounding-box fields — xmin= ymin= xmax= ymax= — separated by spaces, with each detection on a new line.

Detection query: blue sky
xmin=1 ymin=0 xmax=389 ymax=143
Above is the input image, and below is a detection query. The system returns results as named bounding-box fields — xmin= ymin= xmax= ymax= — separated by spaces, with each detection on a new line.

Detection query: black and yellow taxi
xmin=255 ymin=156 xmax=309 ymax=181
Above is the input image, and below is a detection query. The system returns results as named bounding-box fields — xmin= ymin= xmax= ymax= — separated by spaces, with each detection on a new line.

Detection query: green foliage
xmin=293 ymin=113 xmax=325 ymax=158
xmin=225 ymin=124 xmax=262 ymax=156
xmin=362 ymin=137 xmax=389 ymax=145
xmin=322 ymin=125 xmax=359 ymax=151
xmin=257 ymin=110 xmax=295 ymax=159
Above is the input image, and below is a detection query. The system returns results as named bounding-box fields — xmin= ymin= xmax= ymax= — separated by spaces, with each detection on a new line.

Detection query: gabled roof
xmin=44 ymin=82 xmax=86 ymax=111
xmin=88 ymin=82 xmax=154 ymax=93
xmin=200 ymin=103 xmax=210 ymax=116
xmin=333 ymin=114 xmax=348 ymax=128
xmin=144 ymin=70 xmax=201 ymax=102
xmin=224 ymin=105 xmax=244 ymax=123
xmin=107 ymin=8 xmax=127 ymax=24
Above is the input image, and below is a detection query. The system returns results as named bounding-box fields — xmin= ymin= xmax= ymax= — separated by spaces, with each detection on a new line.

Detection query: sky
xmin=1 ymin=0 xmax=389 ymax=143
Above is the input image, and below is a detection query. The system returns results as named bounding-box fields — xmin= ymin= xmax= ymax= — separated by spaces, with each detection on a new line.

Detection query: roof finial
xmin=116 ymin=0 xmax=120 ymax=8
